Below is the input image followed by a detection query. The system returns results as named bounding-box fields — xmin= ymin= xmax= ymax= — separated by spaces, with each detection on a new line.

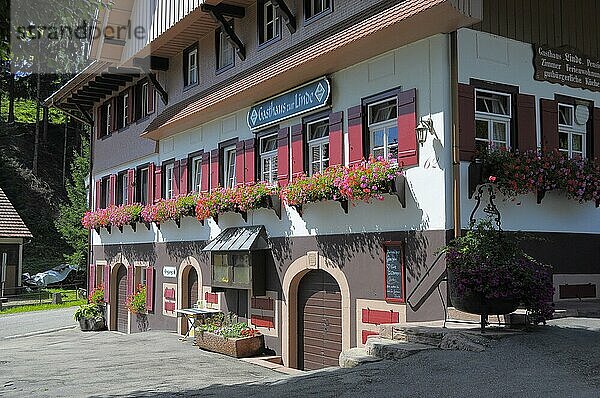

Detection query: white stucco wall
xmin=92 ymin=35 xmax=453 ymax=246
xmin=458 ymin=28 xmax=600 ymax=233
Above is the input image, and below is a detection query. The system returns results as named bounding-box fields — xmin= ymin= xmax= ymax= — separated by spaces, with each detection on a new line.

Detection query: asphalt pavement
xmin=0 ymin=307 xmax=76 ymax=339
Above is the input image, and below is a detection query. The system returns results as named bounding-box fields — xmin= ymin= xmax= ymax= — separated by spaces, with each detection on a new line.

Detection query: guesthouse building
xmin=47 ymin=0 xmax=600 ymax=370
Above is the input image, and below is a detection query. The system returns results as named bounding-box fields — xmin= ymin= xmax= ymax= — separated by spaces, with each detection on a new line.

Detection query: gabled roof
xmin=0 ymin=188 xmax=33 ymax=239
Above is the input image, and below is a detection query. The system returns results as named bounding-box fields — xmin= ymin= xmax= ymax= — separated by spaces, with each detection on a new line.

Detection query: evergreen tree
xmin=56 ymin=131 xmax=89 ymax=269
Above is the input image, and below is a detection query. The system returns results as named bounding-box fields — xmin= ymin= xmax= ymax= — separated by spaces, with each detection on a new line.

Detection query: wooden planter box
xmin=195 ymin=332 xmax=264 ymax=358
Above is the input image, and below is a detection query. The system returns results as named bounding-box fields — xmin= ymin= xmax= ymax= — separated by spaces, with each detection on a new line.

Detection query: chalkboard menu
xmin=385 ymin=247 xmax=404 ymax=302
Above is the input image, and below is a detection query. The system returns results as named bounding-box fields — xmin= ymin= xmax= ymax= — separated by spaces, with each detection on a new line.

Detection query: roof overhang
xmin=142 ymin=0 xmax=482 ymax=140
xmin=203 ymin=226 xmax=270 ymax=252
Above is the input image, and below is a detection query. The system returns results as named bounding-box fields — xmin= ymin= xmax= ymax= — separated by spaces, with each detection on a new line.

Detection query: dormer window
xmin=216 ymin=27 xmax=235 ymax=72
xmin=184 ymin=44 xmax=199 ymax=87
xmin=305 ymin=0 xmax=332 ymax=21
xmin=259 ymin=0 xmax=280 ymax=45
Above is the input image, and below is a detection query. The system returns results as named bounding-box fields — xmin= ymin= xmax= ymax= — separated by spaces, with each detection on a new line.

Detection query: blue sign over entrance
xmin=247 ymin=77 xmax=331 ymax=130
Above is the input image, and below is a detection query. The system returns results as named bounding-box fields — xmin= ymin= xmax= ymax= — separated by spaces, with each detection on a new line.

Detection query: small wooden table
xmin=176 ymin=308 xmax=222 ymax=341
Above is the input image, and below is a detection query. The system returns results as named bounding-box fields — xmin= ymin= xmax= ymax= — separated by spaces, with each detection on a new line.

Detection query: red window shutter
xmin=201 ymin=152 xmax=210 ymax=192
xmin=277 ymin=128 xmax=290 ymax=187
xmin=397 ymin=88 xmax=418 ymax=167
xmin=347 ymin=105 xmax=364 ymax=164
xmin=593 ymin=107 xmax=600 ymax=160
xmin=154 ymin=165 xmax=162 ymax=201
xmin=540 ymin=99 xmax=559 ymax=152
xmin=173 ymin=160 xmax=180 ymax=197
xmin=148 ymin=83 xmax=155 ymax=114
xmin=145 ymin=266 xmax=154 ymax=312
xmin=517 ymin=94 xmax=537 ymax=152
xmin=210 ymin=149 xmax=219 ymax=190
xmin=103 ymin=264 xmax=110 ymax=303
xmin=148 ymin=162 xmax=156 ymax=205
xmin=88 ymin=264 xmax=96 ymax=295
xmin=244 ymin=138 xmax=256 ymax=185
xmin=109 ymin=174 xmax=117 ymax=206
xmin=291 ymin=124 xmax=304 ymax=179
xmin=126 ymin=266 xmax=134 ymax=297
xmin=328 ymin=111 xmax=344 ymax=166
xmin=236 ymin=140 xmax=246 ymax=186
xmin=179 ymin=158 xmax=188 ymax=195
xmin=458 ymin=83 xmax=476 ymax=161
xmin=127 ymin=169 xmax=135 ymax=204
xmin=95 ymin=180 xmax=101 ymax=210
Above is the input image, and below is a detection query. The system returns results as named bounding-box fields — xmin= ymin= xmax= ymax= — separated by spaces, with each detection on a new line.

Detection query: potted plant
xmin=441 ymin=218 xmax=554 ymax=329
xmin=127 ymin=284 xmax=148 ymax=332
xmin=195 ymin=313 xmax=264 ymax=358
xmin=74 ymin=285 xmax=106 ymax=331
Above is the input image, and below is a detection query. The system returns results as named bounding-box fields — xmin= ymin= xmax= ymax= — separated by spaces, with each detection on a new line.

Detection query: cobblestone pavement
xmin=1 ymin=317 xmax=599 ymax=397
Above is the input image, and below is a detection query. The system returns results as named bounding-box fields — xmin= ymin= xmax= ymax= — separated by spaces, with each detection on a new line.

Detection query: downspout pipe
xmin=450 ymin=31 xmax=461 ymax=239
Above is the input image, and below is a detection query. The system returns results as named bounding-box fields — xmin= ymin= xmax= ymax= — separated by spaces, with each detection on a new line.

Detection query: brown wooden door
xmin=298 ymin=270 xmax=342 ymax=371
xmin=115 ymin=265 xmax=128 ymax=333
xmin=187 ymin=267 xmax=198 ymax=308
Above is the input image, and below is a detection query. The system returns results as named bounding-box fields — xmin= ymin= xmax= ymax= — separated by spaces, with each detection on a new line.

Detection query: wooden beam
xmin=146 ymin=72 xmax=169 ymax=106
xmin=202 ymin=4 xmax=246 ymax=61
xmin=74 ymin=104 xmax=94 ymax=125
xmin=89 ymin=80 xmax=118 ymax=91
xmin=57 ymin=105 xmax=92 ymax=126
xmin=271 ymin=0 xmax=296 ymax=34
xmin=67 ymin=97 xmax=95 ymax=107
xmin=94 ymin=76 xmax=125 ymax=89
xmin=133 ymin=56 xmax=170 ymax=71
xmin=202 ymin=3 xmax=246 ymax=18
xmin=81 ymin=86 xmax=112 ymax=96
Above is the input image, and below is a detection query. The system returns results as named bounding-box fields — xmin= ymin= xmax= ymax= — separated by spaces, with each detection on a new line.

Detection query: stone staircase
xmin=339 ymin=323 xmax=514 ymax=369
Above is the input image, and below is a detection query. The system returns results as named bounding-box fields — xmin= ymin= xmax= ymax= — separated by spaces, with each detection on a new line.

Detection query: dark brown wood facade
xmin=472 ymin=0 xmax=600 ymax=58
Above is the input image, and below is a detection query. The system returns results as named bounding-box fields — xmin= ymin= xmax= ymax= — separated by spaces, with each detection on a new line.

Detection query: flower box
xmin=195 ymin=331 xmax=264 ymax=358
xmin=78 ymin=317 xmax=106 ymax=332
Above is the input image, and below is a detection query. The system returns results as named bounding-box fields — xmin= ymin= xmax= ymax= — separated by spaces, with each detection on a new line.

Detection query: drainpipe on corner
xmin=87 ymin=120 xmax=95 ymax=293
xmin=451 ymin=31 xmax=461 ymax=239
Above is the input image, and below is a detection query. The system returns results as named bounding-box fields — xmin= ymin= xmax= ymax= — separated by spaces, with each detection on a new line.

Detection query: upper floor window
xmin=141 ymin=82 xmax=149 ymax=116
xmin=558 ymin=103 xmax=586 ymax=159
xmin=191 ymin=155 xmax=202 ymax=193
xmin=117 ymin=172 xmax=128 ymax=206
xmin=475 ymin=89 xmax=511 ymax=150
xmin=305 ymin=0 xmax=332 ymax=21
xmin=216 ymin=28 xmax=234 ymax=71
xmin=368 ymin=98 xmax=398 ymax=160
xmin=260 ymin=134 xmax=278 ymax=184
xmin=100 ymin=177 xmax=110 ymax=208
xmin=259 ymin=0 xmax=280 ymax=45
xmin=184 ymin=45 xmax=199 ymax=87
xmin=136 ymin=167 xmax=149 ymax=205
xmin=307 ymin=118 xmax=329 ymax=175
xmin=164 ymin=162 xmax=175 ymax=199
xmin=122 ymin=93 xmax=129 ymax=127
xmin=223 ymin=146 xmax=236 ymax=188
xmin=106 ymin=102 xmax=112 ymax=135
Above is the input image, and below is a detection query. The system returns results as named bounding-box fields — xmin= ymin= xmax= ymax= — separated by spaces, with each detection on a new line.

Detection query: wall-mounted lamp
xmin=416 ymin=118 xmax=434 ymax=146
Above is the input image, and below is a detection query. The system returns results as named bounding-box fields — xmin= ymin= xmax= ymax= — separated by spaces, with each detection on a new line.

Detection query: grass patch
xmin=0 ymin=96 xmax=65 ymax=124
xmin=0 ymin=300 xmax=85 ymax=315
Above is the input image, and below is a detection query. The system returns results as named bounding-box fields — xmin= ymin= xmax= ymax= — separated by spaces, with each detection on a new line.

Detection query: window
xmin=117 ymin=172 xmax=128 ymax=205
xmin=259 ymin=0 xmax=280 ymax=44
xmin=558 ymin=104 xmax=586 ymax=158
xmin=190 ymin=155 xmax=202 ymax=193
xmin=368 ymin=98 xmax=398 ymax=161
xmin=135 ymin=265 xmax=148 ymax=287
xmin=164 ymin=162 xmax=175 ymax=199
xmin=184 ymin=45 xmax=198 ymax=87
xmin=304 ymin=0 xmax=332 ymax=21
xmin=307 ymin=119 xmax=329 ymax=175
xmin=260 ymin=134 xmax=278 ymax=184
xmin=106 ymin=102 xmax=112 ymax=135
xmin=123 ymin=93 xmax=129 ymax=126
xmin=383 ymin=243 xmax=404 ymax=303
xmin=216 ymin=28 xmax=234 ymax=71
xmin=100 ymin=177 xmax=110 ymax=208
xmin=141 ymin=82 xmax=148 ymax=117
xmin=137 ymin=167 xmax=149 ymax=205
xmin=223 ymin=146 xmax=236 ymax=188
xmin=475 ymin=89 xmax=511 ymax=150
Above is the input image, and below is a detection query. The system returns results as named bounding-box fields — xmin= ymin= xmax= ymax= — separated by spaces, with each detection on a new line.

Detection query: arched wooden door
xmin=297 ymin=270 xmax=342 ymax=371
xmin=187 ymin=267 xmax=199 ymax=308
xmin=115 ymin=265 xmax=128 ymax=333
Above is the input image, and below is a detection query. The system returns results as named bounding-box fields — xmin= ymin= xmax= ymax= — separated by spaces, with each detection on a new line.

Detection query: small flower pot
xmin=78 ymin=317 xmax=106 ymax=332
xmin=195 ymin=332 xmax=264 ymax=358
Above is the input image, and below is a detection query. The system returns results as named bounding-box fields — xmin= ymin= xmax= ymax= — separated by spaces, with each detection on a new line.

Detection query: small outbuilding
xmin=0 ymin=187 xmax=33 ymax=296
